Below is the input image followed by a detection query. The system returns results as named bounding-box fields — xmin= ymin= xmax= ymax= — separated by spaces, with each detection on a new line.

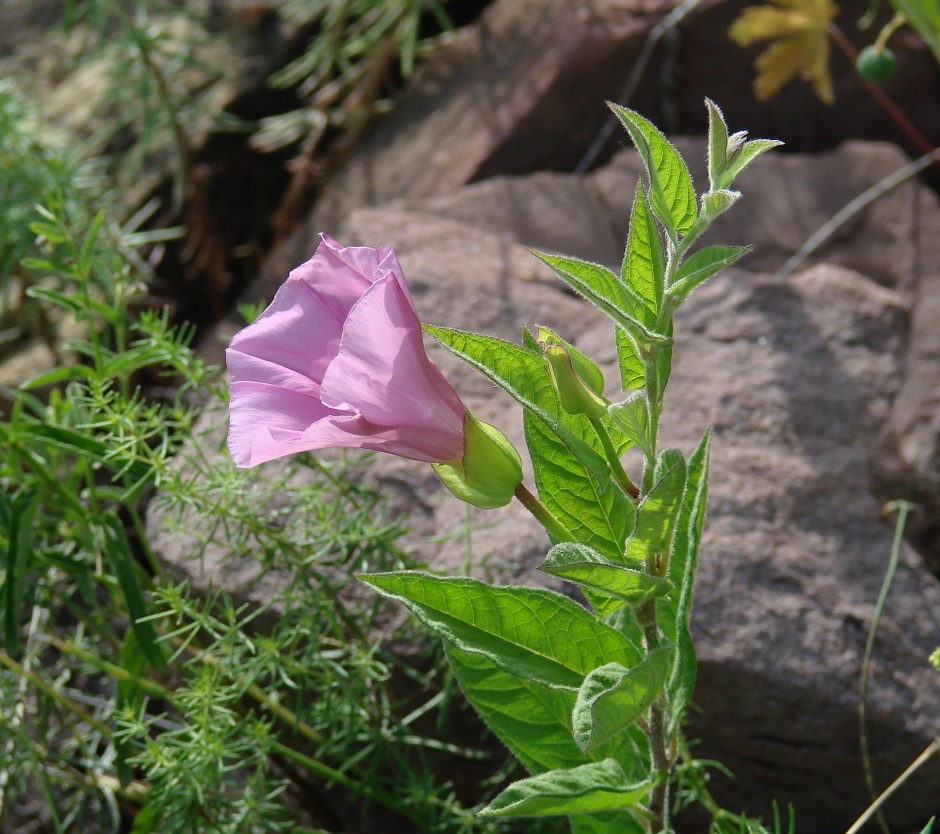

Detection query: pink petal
xmin=227 ymin=380 xmax=337 ymax=467
xmin=320 ymin=273 xmax=465 ymax=461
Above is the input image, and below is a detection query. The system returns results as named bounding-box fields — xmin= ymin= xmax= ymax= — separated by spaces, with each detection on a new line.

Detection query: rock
xmin=157 ymin=138 xmax=940 ymax=831
xmin=304 ymin=0 xmax=940 ymax=240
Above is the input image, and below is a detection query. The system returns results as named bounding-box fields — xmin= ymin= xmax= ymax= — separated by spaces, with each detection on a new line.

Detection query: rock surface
xmin=305 ymin=0 xmax=940 ymax=238
xmin=155 ymin=138 xmax=940 ymax=832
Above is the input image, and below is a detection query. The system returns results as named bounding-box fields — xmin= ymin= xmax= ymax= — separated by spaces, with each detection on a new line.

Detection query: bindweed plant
xmin=228 ymin=101 xmax=783 ymax=833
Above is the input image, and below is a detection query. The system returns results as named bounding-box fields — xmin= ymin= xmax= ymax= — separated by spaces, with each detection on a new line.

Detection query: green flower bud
xmin=432 ymin=411 xmax=523 ymax=509
xmin=537 ymin=326 xmax=607 ymax=419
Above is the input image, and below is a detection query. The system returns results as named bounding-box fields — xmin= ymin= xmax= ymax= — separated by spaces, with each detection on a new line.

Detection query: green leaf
xmin=446 ymin=645 xmax=651 ymax=779
xmin=627 ymin=449 xmax=687 ymax=565
xmin=532 ymin=254 xmax=672 ymax=348
xmin=623 ymin=182 xmax=665 ymax=326
xmin=21 ymin=424 xmax=153 ymax=484
xmin=571 ymin=810 xmax=646 ymax=834
xmin=21 ymin=365 xmax=95 ymax=389
xmin=429 ymin=325 xmax=634 ymax=559
xmin=609 ymin=103 xmax=697 ymax=239
xmin=660 ymin=431 xmax=710 ymax=737
xmin=363 ymin=572 xmax=641 ymax=689
xmin=479 ymin=758 xmax=653 ymax=817
xmin=572 ymin=648 xmax=673 ymax=752
xmin=25 ymin=286 xmax=120 ymax=325
xmin=425 ymin=326 xmax=609 ymax=481
xmin=100 ymin=515 xmax=167 ymax=673
xmin=2 ymin=488 xmax=41 ymax=655
xmin=701 ymin=189 xmax=740 ymax=220
xmin=615 ymin=327 xmax=645 ymax=392
xmin=116 ymin=630 xmax=148 ymax=787
xmin=77 ymin=211 xmax=106 ymax=276
xmin=525 ymin=411 xmax=634 ymax=563
xmin=608 ymin=393 xmax=651 ymax=460
xmin=723 ymin=138 xmax=783 ymax=188
xmin=540 ymin=543 xmax=673 ymax=617
xmin=706 ymin=99 xmax=731 ymax=192
xmin=669 ymin=245 xmax=751 ymax=304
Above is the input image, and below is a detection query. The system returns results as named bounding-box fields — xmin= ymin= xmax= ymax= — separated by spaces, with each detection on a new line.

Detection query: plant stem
xmin=513 ymin=483 xmax=575 ymax=543
xmin=638 ymin=598 xmax=672 ymax=832
xmin=845 ymin=738 xmax=940 ymax=834
xmin=829 ymin=25 xmax=940 ymax=167
xmin=859 ymin=500 xmax=910 ymax=834
xmin=590 ymin=417 xmax=640 ymax=499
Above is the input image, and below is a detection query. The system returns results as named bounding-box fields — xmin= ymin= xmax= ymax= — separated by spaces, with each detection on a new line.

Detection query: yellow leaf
xmin=729 ymin=0 xmax=838 ymax=104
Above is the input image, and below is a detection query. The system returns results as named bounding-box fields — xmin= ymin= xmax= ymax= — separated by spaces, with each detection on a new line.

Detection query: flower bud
xmin=537 ymin=326 xmax=607 ymax=419
xmin=432 ymin=411 xmax=523 ymax=509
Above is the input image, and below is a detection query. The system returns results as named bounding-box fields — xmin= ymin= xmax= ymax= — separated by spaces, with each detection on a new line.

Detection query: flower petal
xmin=320 ymin=272 xmax=465 ymax=461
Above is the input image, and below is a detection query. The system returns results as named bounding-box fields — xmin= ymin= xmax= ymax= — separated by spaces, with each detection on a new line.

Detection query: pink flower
xmin=226 ymin=235 xmax=466 ymax=468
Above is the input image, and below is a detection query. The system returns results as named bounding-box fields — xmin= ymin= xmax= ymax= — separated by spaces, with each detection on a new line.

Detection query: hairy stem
xmin=590 ymin=417 xmax=640 ymax=499
xmin=514 ymin=483 xmax=575 ymax=543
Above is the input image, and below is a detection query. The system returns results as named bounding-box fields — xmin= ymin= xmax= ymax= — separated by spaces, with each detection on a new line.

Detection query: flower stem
xmin=590 ymin=417 xmax=640 ymax=499
xmin=829 ymin=24 xmax=940 ymax=167
xmin=513 ymin=483 xmax=575 ymax=543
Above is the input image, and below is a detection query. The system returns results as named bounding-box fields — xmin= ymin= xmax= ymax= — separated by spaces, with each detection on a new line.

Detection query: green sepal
xmin=572 ymin=647 xmax=673 ymax=752
xmin=432 ymin=411 xmax=522 ymax=509
xmin=479 ymin=758 xmax=654 ymax=817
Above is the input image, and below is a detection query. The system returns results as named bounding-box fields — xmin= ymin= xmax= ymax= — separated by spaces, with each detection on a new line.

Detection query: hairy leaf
xmin=533 ymin=253 xmax=672 ymax=348
xmin=660 ymin=431 xmax=710 ymax=737
xmin=540 ymin=543 xmax=672 ymax=617
xmin=363 ymin=572 xmax=641 ymax=689
xmin=627 ymin=449 xmax=687 ymax=565
xmin=446 ymin=645 xmax=651 ymax=780
xmin=609 ymin=104 xmax=696 ymax=239
xmin=670 ymin=245 xmax=751 ymax=303
xmin=572 ymin=648 xmax=673 ymax=752
xmin=623 ymin=182 xmax=665 ymax=326
xmin=479 ymin=758 xmax=653 ymax=817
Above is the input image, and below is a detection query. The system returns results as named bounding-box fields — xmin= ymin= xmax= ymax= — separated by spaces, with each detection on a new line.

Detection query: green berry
xmin=856 ymin=45 xmax=896 ymax=83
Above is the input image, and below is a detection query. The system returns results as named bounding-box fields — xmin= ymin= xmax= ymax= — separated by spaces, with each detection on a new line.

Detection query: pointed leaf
xmin=425 ymin=326 xmax=609 ymax=480
xmin=623 ymin=182 xmax=666 ymax=326
xmin=446 ymin=645 xmax=652 ymax=804
xmin=2 ymin=488 xmax=41 ymax=656
xmin=723 ymin=139 xmax=783 ymax=188
xmin=479 ymin=758 xmax=654 ymax=817
xmin=363 ymin=572 xmax=641 ymax=689
xmin=706 ymin=98 xmax=731 ymax=192
xmin=540 ymin=543 xmax=673 ymax=617
xmin=615 ymin=327 xmax=645 ymax=392
xmin=571 ymin=811 xmax=646 ymax=834
xmin=533 ymin=253 xmax=672 ymax=347
xmin=608 ymin=394 xmax=650 ymax=459
xmin=573 ymin=648 xmax=673 ymax=752
xmin=609 ymin=104 xmax=697 ymax=238
xmin=701 ymin=189 xmax=741 ymax=220
xmin=661 ymin=431 xmax=710 ymax=736
xmin=670 ymin=245 xmax=751 ymax=303
xmin=100 ymin=515 xmax=167 ymax=673
xmin=627 ymin=449 xmax=687 ymax=564
xmin=526 ymin=411 xmax=635 ymax=563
